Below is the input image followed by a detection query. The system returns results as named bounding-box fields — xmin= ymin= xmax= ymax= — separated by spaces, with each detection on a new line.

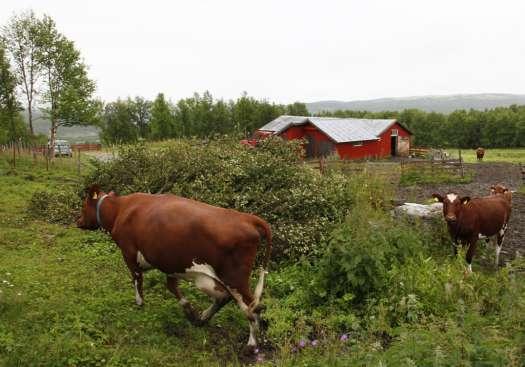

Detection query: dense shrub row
xmin=82 ymin=137 xmax=390 ymax=259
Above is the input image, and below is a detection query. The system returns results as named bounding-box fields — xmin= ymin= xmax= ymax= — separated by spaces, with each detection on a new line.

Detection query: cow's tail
xmin=253 ymin=216 xmax=272 ymax=270
xmin=250 ymin=216 xmax=272 ymax=313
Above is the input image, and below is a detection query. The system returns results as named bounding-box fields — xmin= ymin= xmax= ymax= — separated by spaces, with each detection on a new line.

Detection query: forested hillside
xmin=307 ymin=93 xmax=525 ymax=113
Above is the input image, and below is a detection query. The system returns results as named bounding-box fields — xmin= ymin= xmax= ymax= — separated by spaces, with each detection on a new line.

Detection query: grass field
xmin=457 ymin=148 xmax=525 ymax=164
xmin=1 ymin=149 xmax=525 ymax=366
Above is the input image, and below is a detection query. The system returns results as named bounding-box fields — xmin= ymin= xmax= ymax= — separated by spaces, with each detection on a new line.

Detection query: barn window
xmin=391 ymin=129 xmax=399 ymax=136
xmin=352 ymin=141 xmax=363 ymax=146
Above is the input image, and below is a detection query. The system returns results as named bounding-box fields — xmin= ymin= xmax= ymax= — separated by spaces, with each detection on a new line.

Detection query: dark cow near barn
xmin=76 ymin=185 xmax=272 ymax=351
xmin=476 ymin=147 xmax=485 ymax=161
xmin=432 ymin=192 xmax=511 ymax=271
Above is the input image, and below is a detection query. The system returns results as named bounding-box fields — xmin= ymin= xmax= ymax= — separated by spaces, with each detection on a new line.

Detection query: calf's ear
xmin=461 ymin=196 xmax=471 ymax=204
xmin=432 ymin=193 xmax=444 ymax=202
xmin=490 ymin=186 xmax=496 ymax=194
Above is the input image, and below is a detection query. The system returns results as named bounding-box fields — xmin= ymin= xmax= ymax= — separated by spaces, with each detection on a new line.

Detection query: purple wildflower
xmin=311 ymin=339 xmax=318 ymax=347
xmin=254 ymin=348 xmax=260 ymax=354
xmin=298 ymin=339 xmax=307 ymax=348
xmin=340 ymin=333 xmax=349 ymax=342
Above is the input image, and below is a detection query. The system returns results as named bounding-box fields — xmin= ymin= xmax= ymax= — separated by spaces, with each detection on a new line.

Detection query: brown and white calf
xmin=432 ymin=192 xmax=511 ymax=271
xmin=77 ymin=185 xmax=272 ymax=351
xmin=490 ymin=183 xmax=512 ymax=206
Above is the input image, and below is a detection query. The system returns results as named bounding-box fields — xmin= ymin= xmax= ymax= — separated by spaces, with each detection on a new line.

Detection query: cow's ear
xmin=87 ymin=184 xmax=101 ymax=200
xmin=432 ymin=193 xmax=444 ymax=202
xmin=490 ymin=186 xmax=496 ymax=194
xmin=461 ymin=196 xmax=471 ymax=204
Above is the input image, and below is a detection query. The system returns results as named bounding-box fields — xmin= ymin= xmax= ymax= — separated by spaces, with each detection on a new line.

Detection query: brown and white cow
xmin=432 ymin=192 xmax=511 ymax=271
xmin=476 ymin=147 xmax=485 ymax=161
xmin=77 ymin=185 xmax=272 ymax=351
xmin=490 ymin=183 xmax=512 ymax=206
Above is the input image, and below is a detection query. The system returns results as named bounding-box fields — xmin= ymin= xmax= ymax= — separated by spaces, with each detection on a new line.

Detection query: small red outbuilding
xmin=257 ymin=115 xmax=412 ymax=159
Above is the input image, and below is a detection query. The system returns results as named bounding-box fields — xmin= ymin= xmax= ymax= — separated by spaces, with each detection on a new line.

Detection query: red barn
xmin=256 ymin=115 xmax=412 ymax=159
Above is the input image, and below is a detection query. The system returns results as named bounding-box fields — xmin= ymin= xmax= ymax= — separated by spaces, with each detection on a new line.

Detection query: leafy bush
xmin=312 ymin=202 xmax=427 ymax=306
xmin=27 ymin=188 xmax=81 ymax=224
xmin=82 ymin=137 xmax=389 ymax=259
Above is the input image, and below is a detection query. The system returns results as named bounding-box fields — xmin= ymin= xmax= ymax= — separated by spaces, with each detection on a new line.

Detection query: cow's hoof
xmin=190 ymin=318 xmax=207 ymax=327
xmin=253 ymin=304 xmax=266 ymax=314
xmin=241 ymin=344 xmax=257 ymax=357
xmin=182 ymin=304 xmax=201 ymax=323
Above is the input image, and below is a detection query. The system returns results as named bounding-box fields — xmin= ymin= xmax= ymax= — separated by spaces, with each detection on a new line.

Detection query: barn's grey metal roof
xmin=258 ymin=115 xmax=398 ymax=143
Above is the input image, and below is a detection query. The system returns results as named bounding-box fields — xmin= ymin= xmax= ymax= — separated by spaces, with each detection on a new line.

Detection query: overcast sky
xmin=2 ymin=0 xmax=525 ymax=104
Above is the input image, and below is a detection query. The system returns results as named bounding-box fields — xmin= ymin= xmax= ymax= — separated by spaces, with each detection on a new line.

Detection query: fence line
xmin=306 ymin=152 xmax=465 ymax=179
xmin=1 ymin=141 xmax=99 ymax=176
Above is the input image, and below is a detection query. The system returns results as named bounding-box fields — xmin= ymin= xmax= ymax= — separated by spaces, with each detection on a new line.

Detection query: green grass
xmin=1 ymin=152 xmax=525 ymax=366
xmin=399 ymin=166 xmax=473 ymax=186
xmin=457 ymin=148 xmax=525 ymax=164
xmin=0 ymin=155 xmax=249 ymax=366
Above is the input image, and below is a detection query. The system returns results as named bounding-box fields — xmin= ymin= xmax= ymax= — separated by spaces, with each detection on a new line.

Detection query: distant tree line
xmin=317 ymin=106 xmax=525 ymax=148
xmin=100 ymin=91 xmax=309 ymax=144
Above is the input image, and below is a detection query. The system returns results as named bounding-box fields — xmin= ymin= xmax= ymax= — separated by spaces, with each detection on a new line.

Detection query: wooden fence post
xmin=458 ymin=149 xmax=464 ymax=178
xmin=77 ymin=149 xmax=81 ymax=176
xmin=12 ymin=142 xmax=16 ymax=170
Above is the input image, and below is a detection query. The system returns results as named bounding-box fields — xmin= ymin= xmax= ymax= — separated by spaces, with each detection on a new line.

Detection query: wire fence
xmin=1 ymin=141 xmax=102 ymax=176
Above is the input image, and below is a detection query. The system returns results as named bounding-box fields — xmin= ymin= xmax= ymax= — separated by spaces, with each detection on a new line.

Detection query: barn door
xmin=318 ymin=140 xmax=335 ymax=157
xmin=305 ymin=135 xmax=315 ymax=158
xmin=391 ymin=136 xmax=397 ymax=156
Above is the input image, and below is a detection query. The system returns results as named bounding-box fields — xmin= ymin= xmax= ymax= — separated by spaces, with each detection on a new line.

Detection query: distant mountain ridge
xmin=22 ymin=110 xmax=100 ymax=143
xmin=306 ymin=93 xmax=525 ymax=114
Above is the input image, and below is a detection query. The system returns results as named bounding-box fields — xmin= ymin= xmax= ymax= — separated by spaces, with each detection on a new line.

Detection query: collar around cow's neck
xmin=96 ymin=194 xmax=109 ymax=229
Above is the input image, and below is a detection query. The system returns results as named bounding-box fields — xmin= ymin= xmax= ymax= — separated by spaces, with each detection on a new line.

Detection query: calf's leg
xmin=495 ymin=223 xmax=507 ymax=267
xmin=465 ymin=238 xmax=479 ymax=273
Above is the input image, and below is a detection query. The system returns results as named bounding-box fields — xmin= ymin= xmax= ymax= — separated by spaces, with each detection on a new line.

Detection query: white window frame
xmin=391 ymin=129 xmax=399 ymax=136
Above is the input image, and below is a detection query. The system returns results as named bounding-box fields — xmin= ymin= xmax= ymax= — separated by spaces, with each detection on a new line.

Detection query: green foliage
xmin=100 ymin=91 xmax=309 ymax=143
xmin=27 ymin=188 xmax=81 ymax=224
xmin=149 ymin=93 xmax=176 ymax=140
xmin=313 ymin=203 xmax=426 ymax=305
xmin=100 ymin=99 xmax=139 ymax=144
xmin=0 ymin=43 xmax=26 ymax=144
xmin=83 ymin=137 xmax=365 ymax=259
xmin=399 ymin=166 xmax=473 ymax=186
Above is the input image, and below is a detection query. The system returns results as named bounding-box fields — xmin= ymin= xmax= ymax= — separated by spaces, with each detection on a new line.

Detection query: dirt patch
xmin=396 ymin=162 xmax=524 ymax=263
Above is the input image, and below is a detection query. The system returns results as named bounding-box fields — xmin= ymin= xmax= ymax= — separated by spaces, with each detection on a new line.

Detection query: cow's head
xmin=432 ymin=192 xmax=470 ymax=223
xmin=490 ymin=183 xmax=509 ymax=195
xmin=77 ymin=184 xmax=106 ymax=229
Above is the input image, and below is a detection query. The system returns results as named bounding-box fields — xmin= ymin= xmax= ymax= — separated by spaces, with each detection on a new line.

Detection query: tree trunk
xmin=28 ymin=101 xmax=34 ymax=135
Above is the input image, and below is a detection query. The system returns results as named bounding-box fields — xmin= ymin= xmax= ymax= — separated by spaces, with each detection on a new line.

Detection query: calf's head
xmin=432 ymin=192 xmax=471 ymax=223
xmin=490 ymin=183 xmax=509 ymax=195
xmin=77 ymin=184 xmax=106 ymax=230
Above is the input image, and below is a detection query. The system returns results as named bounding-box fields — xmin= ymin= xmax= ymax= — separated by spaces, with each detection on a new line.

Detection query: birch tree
xmin=36 ymin=15 xmax=99 ymax=156
xmin=2 ymin=10 xmax=41 ymax=135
